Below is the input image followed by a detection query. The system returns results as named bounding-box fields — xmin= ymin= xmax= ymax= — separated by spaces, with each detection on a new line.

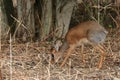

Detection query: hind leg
xmin=95 ymin=45 xmax=106 ymax=69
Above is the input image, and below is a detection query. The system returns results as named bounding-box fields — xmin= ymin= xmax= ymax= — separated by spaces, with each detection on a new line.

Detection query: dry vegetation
xmin=0 ymin=1 xmax=120 ymax=80
xmin=0 ymin=28 xmax=120 ymax=80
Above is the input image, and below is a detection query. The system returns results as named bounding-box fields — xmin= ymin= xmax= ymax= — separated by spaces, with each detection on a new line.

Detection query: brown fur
xmin=65 ymin=21 xmax=106 ymax=45
xmin=51 ymin=21 xmax=108 ymax=69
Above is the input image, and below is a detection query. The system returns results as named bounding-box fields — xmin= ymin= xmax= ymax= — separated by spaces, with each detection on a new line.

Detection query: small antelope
xmin=50 ymin=21 xmax=108 ymax=69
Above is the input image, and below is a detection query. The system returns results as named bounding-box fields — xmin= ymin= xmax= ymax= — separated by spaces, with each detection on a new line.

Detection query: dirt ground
xmin=0 ymin=28 xmax=120 ymax=80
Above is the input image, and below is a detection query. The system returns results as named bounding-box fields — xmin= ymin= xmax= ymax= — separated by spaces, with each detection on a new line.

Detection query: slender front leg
xmin=60 ymin=45 xmax=75 ymax=67
xmin=81 ymin=44 xmax=85 ymax=64
xmin=96 ymin=45 xmax=106 ymax=69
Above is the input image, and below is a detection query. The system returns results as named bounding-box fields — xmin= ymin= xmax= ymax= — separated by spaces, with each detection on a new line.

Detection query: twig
xmin=11 ymin=15 xmax=31 ymax=40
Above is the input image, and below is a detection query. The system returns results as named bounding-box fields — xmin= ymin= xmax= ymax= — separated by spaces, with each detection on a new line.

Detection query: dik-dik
xmin=50 ymin=21 xmax=108 ymax=69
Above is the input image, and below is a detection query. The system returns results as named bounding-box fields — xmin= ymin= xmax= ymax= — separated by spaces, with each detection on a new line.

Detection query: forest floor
xmin=0 ymin=28 xmax=120 ymax=80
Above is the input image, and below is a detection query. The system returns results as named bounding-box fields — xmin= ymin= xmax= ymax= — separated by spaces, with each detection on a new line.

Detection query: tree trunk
xmin=0 ymin=0 xmax=10 ymax=40
xmin=41 ymin=0 xmax=52 ymax=40
xmin=0 ymin=0 xmax=2 ymax=52
xmin=16 ymin=0 xmax=35 ymax=41
xmin=3 ymin=0 xmax=15 ymax=36
xmin=34 ymin=0 xmax=43 ymax=40
xmin=55 ymin=0 xmax=75 ymax=38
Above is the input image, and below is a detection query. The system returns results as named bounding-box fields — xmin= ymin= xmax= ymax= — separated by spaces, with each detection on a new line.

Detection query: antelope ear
xmin=54 ymin=40 xmax=62 ymax=51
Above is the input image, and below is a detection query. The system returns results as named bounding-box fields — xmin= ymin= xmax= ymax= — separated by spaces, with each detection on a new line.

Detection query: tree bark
xmin=34 ymin=0 xmax=43 ymax=40
xmin=55 ymin=0 xmax=75 ymax=38
xmin=16 ymin=0 xmax=35 ymax=41
xmin=0 ymin=0 xmax=2 ymax=52
xmin=0 ymin=0 xmax=10 ymax=40
xmin=3 ymin=0 xmax=15 ymax=36
xmin=41 ymin=0 xmax=52 ymax=40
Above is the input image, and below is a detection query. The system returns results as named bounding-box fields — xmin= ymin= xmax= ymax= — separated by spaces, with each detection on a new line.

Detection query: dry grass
xmin=0 ymin=28 xmax=120 ymax=80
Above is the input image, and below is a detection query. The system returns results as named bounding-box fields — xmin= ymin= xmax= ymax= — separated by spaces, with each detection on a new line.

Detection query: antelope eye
xmin=51 ymin=54 xmax=54 ymax=61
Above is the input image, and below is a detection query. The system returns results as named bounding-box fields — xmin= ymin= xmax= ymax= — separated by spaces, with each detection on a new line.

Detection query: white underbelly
xmin=77 ymin=38 xmax=90 ymax=46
